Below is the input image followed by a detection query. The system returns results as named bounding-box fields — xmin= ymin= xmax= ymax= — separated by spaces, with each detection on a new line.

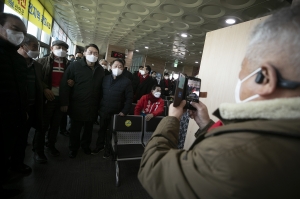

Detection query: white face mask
xmin=139 ymin=70 xmax=145 ymax=75
xmin=235 ymin=68 xmax=261 ymax=103
xmin=6 ymin=29 xmax=24 ymax=46
xmin=53 ymin=49 xmax=67 ymax=57
xmin=26 ymin=50 xmax=40 ymax=59
xmin=153 ymin=91 xmax=161 ymax=98
xmin=164 ymin=76 xmax=169 ymax=80
xmin=112 ymin=68 xmax=123 ymax=76
xmin=101 ymin=64 xmax=107 ymax=69
xmin=86 ymin=54 xmax=98 ymax=63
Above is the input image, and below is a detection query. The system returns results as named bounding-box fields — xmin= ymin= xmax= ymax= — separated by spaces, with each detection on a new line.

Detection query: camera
xmin=173 ymin=73 xmax=201 ymax=110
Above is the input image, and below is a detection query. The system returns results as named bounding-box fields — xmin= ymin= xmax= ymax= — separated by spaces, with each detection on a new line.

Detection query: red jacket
xmin=134 ymin=93 xmax=164 ymax=116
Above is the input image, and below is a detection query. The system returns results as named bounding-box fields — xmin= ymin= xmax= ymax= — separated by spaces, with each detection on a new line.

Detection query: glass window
xmin=27 ymin=21 xmax=38 ymax=38
xmin=4 ymin=5 xmax=22 ymax=19
xmin=39 ymin=47 xmax=49 ymax=58
xmin=41 ymin=31 xmax=50 ymax=45
xmin=52 ymin=21 xmax=59 ymax=39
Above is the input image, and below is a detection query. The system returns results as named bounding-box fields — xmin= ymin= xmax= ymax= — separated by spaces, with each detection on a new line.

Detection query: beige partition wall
xmin=183 ymin=16 xmax=269 ymax=149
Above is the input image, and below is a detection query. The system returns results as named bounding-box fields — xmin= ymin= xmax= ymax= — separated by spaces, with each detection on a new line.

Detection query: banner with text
xmin=5 ymin=0 xmax=29 ymax=19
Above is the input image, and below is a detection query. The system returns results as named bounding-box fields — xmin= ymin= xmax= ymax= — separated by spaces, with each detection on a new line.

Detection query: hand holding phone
xmin=173 ymin=73 xmax=201 ymax=110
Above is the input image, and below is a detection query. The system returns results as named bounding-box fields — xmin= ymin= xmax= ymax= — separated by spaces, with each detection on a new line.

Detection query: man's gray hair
xmin=245 ymin=5 xmax=300 ymax=78
xmin=22 ymin=33 xmax=39 ymax=46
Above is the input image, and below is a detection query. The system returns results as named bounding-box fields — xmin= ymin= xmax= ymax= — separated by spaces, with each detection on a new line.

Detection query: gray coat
xmin=60 ymin=58 xmax=104 ymax=121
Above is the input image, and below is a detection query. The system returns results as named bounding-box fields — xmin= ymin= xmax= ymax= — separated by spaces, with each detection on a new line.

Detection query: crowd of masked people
xmin=0 ymin=12 xmax=179 ymax=197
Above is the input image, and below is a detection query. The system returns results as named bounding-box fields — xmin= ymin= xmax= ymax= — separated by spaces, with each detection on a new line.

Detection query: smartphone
xmin=173 ymin=73 xmax=187 ymax=107
xmin=184 ymin=77 xmax=201 ymax=110
xmin=173 ymin=73 xmax=201 ymax=110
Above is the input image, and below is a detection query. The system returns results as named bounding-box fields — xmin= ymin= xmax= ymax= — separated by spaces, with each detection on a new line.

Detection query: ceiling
xmin=40 ymin=0 xmax=290 ymax=66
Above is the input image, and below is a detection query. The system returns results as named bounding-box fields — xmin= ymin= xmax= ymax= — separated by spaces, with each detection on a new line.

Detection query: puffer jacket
xmin=99 ymin=74 xmax=133 ymax=115
xmin=0 ymin=37 xmax=27 ymax=125
xmin=59 ymin=58 xmax=104 ymax=121
xmin=36 ymin=53 xmax=69 ymax=91
xmin=138 ymin=97 xmax=300 ymax=199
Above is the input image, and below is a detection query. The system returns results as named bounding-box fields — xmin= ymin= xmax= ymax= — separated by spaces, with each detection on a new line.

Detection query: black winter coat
xmin=134 ymin=76 xmax=156 ymax=102
xmin=0 ymin=38 xmax=28 ymax=125
xmin=60 ymin=58 xmax=104 ymax=121
xmin=99 ymin=74 xmax=133 ymax=115
xmin=132 ymin=71 xmax=140 ymax=94
xmin=160 ymin=79 xmax=172 ymax=96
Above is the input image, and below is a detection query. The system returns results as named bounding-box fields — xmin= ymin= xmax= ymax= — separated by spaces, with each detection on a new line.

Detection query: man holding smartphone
xmin=138 ymin=5 xmax=300 ymax=199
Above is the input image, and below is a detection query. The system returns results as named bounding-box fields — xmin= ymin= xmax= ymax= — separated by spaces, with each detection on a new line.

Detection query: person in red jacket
xmin=134 ymin=85 xmax=164 ymax=121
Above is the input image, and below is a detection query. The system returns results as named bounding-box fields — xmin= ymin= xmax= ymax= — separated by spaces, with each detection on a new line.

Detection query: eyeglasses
xmin=86 ymin=51 xmax=99 ymax=56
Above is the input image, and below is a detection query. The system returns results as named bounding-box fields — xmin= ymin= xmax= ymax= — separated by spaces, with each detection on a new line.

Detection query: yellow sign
xmin=28 ymin=0 xmax=43 ymax=29
xmin=5 ymin=0 xmax=29 ymax=19
xmin=125 ymin=120 xmax=132 ymax=127
xmin=42 ymin=10 xmax=52 ymax=35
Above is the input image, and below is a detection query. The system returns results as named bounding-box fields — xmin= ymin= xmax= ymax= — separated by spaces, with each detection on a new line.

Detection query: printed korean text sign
xmin=5 ymin=0 xmax=29 ymax=19
xmin=42 ymin=10 xmax=52 ymax=35
xmin=28 ymin=0 xmax=44 ymax=29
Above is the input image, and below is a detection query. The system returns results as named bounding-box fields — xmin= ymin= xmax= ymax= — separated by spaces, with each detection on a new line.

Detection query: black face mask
xmin=76 ymin=57 xmax=81 ymax=60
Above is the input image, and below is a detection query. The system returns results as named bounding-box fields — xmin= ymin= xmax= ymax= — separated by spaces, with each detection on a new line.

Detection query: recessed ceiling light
xmin=80 ymin=5 xmax=90 ymax=11
xmin=145 ymin=46 xmax=149 ymax=49
xmin=226 ymin=19 xmax=236 ymax=24
xmin=136 ymin=50 xmax=139 ymax=52
xmin=181 ymin=33 xmax=188 ymax=38
xmin=195 ymin=61 xmax=199 ymax=63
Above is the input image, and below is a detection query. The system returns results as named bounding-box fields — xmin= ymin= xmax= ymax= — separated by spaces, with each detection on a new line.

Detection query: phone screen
xmin=186 ymin=79 xmax=201 ymax=102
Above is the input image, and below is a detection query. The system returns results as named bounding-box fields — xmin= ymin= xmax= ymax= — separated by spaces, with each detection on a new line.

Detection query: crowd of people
xmin=1 ymin=11 xmax=180 ymax=198
xmin=1 ymin=4 xmax=299 ymax=199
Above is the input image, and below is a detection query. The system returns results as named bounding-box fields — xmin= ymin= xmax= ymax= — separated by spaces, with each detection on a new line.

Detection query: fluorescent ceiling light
xmin=145 ymin=46 xmax=149 ymax=49
xmin=181 ymin=33 xmax=188 ymax=38
xmin=195 ymin=61 xmax=199 ymax=63
xmin=226 ymin=19 xmax=236 ymax=24
xmin=135 ymin=50 xmax=139 ymax=52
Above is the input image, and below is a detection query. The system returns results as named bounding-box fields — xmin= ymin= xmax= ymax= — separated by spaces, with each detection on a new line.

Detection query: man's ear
xmin=50 ymin=46 xmax=53 ymax=51
xmin=257 ymin=64 xmax=277 ymax=96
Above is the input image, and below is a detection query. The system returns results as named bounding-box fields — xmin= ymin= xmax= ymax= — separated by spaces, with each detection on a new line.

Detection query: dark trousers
xmin=1 ymin=118 xmax=20 ymax=183
xmin=33 ymin=97 xmax=63 ymax=152
xmin=10 ymin=105 xmax=36 ymax=165
xmin=60 ymin=113 xmax=67 ymax=132
xmin=69 ymin=120 xmax=93 ymax=151
xmin=96 ymin=113 xmax=113 ymax=151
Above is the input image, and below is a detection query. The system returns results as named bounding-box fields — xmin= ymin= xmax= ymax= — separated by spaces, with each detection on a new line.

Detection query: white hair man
xmin=138 ymin=5 xmax=300 ymax=199
xmin=99 ymin=59 xmax=111 ymax=76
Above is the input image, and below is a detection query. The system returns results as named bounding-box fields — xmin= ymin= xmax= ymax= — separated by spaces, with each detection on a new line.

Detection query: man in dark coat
xmin=10 ymin=34 xmax=44 ymax=174
xmin=132 ymin=65 xmax=144 ymax=95
xmin=92 ymin=58 xmax=133 ymax=158
xmin=134 ymin=65 xmax=157 ymax=102
xmin=0 ymin=13 xmax=28 ymax=197
xmin=160 ymin=73 xmax=172 ymax=98
xmin=60 ymin=44 xmax=104 ymax=158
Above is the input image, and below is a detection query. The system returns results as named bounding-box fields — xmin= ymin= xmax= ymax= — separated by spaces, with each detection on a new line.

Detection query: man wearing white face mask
xmin=60 ymin=44 xmax=105 ymax=158
xmin=0 ymin=12 xmax=28 ymax=196
xmin=92 ymin=58 xmax=133 ymax=158
xmin=138 ymin=5 xmax=300 ymax=199
xmin=134 ymin=65 xmax=157 ymax=102
xmin=34 ymin=40 xmax=70 ymax=162
xmin=9 ymin=34 xmax=44 ymax=173
xmin=134 ymin=85 xmax=164 ymax=121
